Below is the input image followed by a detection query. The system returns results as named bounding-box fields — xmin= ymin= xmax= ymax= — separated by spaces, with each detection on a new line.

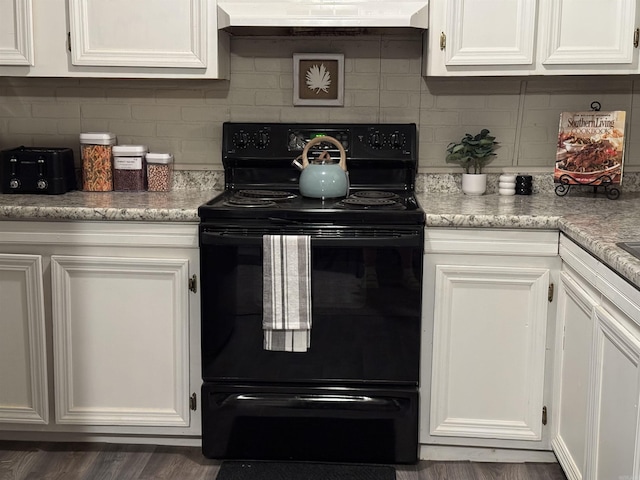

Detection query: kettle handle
xmin=302 ymin=136 xmax=347 ymax=171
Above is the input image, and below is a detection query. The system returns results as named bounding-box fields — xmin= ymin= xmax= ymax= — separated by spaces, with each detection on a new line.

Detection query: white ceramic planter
xmin=461 ymin=173 xmax=487 ymax=195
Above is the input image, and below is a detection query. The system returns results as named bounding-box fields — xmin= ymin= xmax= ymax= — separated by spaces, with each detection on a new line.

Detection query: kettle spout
xmin=292 ymin=155 xmax=304 ymax=171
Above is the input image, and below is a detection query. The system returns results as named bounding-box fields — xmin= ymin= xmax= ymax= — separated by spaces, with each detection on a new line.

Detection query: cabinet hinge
xmin=67 ymin=32 xmax=71 ymax=53
xmin=190 ymin=392 xmax=197 ymax=411
xmin=188 ymin=274 xmax=197 ymax=293
xmin=634 ymin=28 xmax=639 ymax=48
xmin=548 ymin=283 xmax=554 ymax=302
xmin=542 ymin=406 xmax=547 ymax=425
xmin=440 ymin=32 xmax=446 ymax=50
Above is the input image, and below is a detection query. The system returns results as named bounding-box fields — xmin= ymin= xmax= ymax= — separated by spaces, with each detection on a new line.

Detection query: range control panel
xmin=223 ymin=122 xmax=417 ymax=160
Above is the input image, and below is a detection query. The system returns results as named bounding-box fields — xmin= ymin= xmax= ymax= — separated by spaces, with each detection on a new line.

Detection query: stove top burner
xmin=343 ymin=197 xmax=397 ymax=206
xmin=223 ymin=198 xmax=277 ymax=208
xmin=236 ymin=189 xmax=297 ymax=201
xmin=351 ymin=191 xmax=398 ymax=199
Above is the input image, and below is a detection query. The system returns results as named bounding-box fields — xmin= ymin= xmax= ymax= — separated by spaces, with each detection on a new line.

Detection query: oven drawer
xmin=202 ymin=383 xmax=418 ymax=464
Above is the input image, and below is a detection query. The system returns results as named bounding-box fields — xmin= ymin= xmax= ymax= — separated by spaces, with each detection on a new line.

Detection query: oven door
xmin=199 ymin=223 xmax=423 ymax=386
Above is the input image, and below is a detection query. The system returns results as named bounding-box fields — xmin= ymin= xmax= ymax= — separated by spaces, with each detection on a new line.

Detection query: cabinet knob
xmin=440 ymin=32 xmax=446 ymax=50
xmin=634 ymin=28 xmax=639 ymax=48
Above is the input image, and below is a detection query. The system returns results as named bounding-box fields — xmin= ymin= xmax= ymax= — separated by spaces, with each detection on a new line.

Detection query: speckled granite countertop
xmin=0 ymin=190 xmax=218 ymax=222
xmin=0 ymin=189 xmax=639 ymax=291
xmin=416 ymin=191 xmax=640 ymax=291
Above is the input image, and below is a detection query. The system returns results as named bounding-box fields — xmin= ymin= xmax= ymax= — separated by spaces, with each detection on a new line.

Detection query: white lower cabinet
xmin=554 ymin=234 xmax=640 ymax=480
xmin=51 ymin=255 xmax=191 ymax=427
xmin=421 ymin=228 xmax=560 ymax=455
xmin=0 ymin=253 xmax=48 ymax=424
xmin=590 ymin=305 xmax=640 ymax=480
xmin=0 ymin=221 xmax=201 ymax=440
xmin=551 ymin=271 xmax=597 ymax=480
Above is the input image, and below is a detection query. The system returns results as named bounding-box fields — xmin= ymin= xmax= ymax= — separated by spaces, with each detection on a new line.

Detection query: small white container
xmin=112 ymin=145 xmax=148 ymax=191
xmin=146 ymin=153 xmax=174 ymax=192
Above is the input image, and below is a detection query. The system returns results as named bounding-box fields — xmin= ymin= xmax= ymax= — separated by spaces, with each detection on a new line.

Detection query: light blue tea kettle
xmin=293 ymin=135 xmax=348 ymax=199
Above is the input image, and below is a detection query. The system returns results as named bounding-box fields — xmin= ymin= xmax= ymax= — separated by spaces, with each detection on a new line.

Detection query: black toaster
xmin=1 ymin=146 xmax=77 ymax=194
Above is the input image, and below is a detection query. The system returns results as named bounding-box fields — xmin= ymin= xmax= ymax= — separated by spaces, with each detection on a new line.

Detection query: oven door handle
xmin=200 ymin=231 xmax=421 ymax=248
xmin=221 ymin=393 xmax=401 ymax=411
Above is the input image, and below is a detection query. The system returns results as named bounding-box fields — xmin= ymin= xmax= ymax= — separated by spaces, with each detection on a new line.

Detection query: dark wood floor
xmin=0 ymin=442 xmax=568 ymax=480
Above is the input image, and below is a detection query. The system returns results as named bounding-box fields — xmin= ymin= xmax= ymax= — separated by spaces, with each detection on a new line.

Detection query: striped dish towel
xmin=263 ymin=235 xmax=312 ymax=352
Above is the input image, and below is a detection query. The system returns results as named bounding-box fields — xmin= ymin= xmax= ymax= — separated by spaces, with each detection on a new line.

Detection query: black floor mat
xmin=215 ymin=460 xmax=396 ymax=480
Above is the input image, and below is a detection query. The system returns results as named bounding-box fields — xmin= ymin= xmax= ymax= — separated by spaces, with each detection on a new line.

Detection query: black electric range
xmin=198 ymin=122 xmax=424 ymax=226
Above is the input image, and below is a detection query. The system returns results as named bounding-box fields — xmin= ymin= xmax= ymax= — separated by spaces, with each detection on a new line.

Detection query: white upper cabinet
xmin=0 ymin=0 xmax=229 ymax=78
xmin=537 ymin=0 xmax=639 ymax=72
xmin=425 ymin=0 xmax=640 ymax=76
xmin=0 ymin=0 xmax=34 ymax=65
xmin=442 ymin=0 xmax=537 ymax=67
xmin=68 ymin=0 xmax=208 ymax=69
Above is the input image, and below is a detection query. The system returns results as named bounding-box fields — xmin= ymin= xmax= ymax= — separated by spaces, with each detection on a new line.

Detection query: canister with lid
xmin=112 ymin=145 xmax=148 ymax=191
xmin=80 ymin=132 xmax=116 ymax=191
xmin=146 ymin=153 xmax=174 ymax=192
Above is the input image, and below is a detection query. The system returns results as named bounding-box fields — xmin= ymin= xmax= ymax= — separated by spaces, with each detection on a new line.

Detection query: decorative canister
xmin=516 ymin=175 xmax=533 ymax=195
xmin=112 ymin=145 xmax=148 ymax=191
xmin=80 ymin=132 xmax=116 ymax=191
xmin=498 ymin=174 xmax=516 ymax=196
xmin=146 ymin=153 xmax=173 ymax=192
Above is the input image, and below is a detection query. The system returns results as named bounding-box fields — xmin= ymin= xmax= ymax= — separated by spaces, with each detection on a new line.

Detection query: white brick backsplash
xmin=9 ymin=118 xmax=60 ymax=135
xmin=81 ymin=103 xmax=131 ymax=119
xmin=382 ymin=76 xmax=420 ymax=92
xmin=460 ymin=110 xmax=515 ymax=127
xmin=345 ymin=74 xmax=380 ymax=91
xmin=354 ymin=59 xmax=381 ymax=73
xmin=380 ymin=92 xmax=409 ymax=108
xmin=32 ymin=104 xmax=80 ymax=118
xmin=181 ymin=106 xmax=230 ymax=123
xmin=107 ymin=121 xmax=156 ymax=137
xmin=353 ymin=91 xmax=380 ymax=107
xmin=232 ymin=73 xmax=280 ymax=89
xmin=1 ymin=35 xmax=639 ymax=175
xmin=419 ymin=110 xmax=459 ymax=126
xmin=256 ymin=90 xmax=290 ymax=106
xmin=132 ymin=105 xmax=182 ymax=121
xmin=0 ymin=104 xmax=31 ymax=117
xmin=156 ymin=123 xmax=208 ymax=139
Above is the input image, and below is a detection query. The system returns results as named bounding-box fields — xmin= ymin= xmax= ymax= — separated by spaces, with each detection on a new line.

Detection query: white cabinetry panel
xmin=539 ymin=0 xmax=637 ymax=65
xmin=444 ymin=0 xmax=536 ymax=66
xmin=0 ymin=0 xmax=34 ymax=65
xmin=430 ymin=263 xmax=549 ymax=441
xmin=551 ymin=271 xmax=597 ymax=480
xmin=0 ymin=253 xmax=48 ymax=424
xmin=589 ymin=306 xmax=640 ymax=480
xmin=51 ymin=255 xmax=191 ymax=427
xmin=68 ymin=0 xmax=207 ymax=68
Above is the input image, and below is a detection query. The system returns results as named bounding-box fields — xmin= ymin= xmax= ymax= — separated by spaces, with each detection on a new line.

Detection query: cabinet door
xmin=551 ymin=271 xmax=597 ymax=480
xmin=424 ymin=0 xmax=537 ymax=75
xmin=429 ymin=262 xmax=550 ymax=442
xmin=538 ymin=0 xmax=639 ymax=69
xmin=0 ymin=0 xmax=34 ymax=65
xmin=68 ymin=0 xmax=207 ymax=68
xmin=51 ymin=255 xmax=191 ymax=427
xmin=0 ymin=253 xmax=48 ymax=424
xmin=588 ymin=306 xmax=640 ymax=480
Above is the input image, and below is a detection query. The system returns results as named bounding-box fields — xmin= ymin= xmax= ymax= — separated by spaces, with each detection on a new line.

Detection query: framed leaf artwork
xmin=293 ymin=53 xmax=344 ymax=106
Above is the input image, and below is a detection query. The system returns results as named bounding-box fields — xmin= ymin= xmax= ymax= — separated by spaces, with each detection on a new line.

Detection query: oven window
xmin=201 ymin=235 xmax=423 ymax=385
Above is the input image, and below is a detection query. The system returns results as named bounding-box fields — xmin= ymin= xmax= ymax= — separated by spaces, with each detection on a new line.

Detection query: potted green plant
xmin=446 ymin=129 xmax=499 ymax=195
